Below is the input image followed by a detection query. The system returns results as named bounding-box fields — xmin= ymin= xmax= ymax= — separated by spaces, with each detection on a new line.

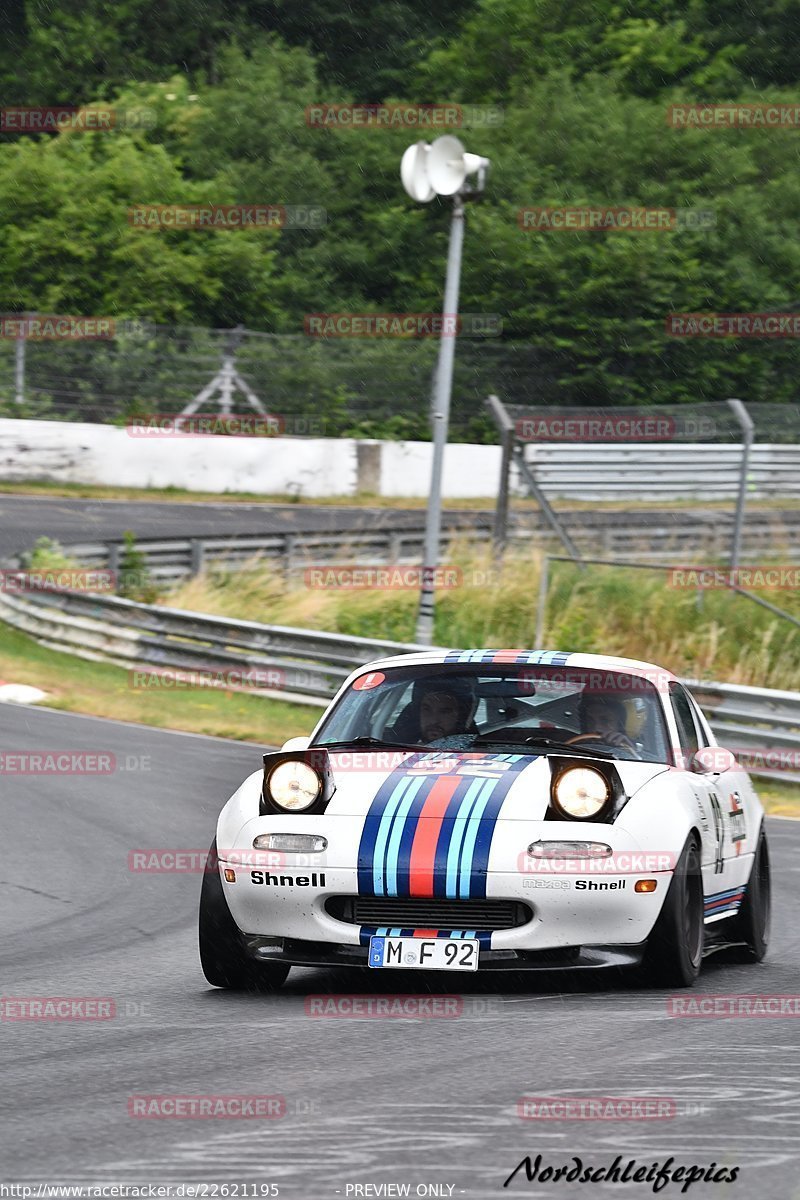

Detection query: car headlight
xmin=266 ymin=761 xmax=322 ymax=812
xmin=552 ymin=766 xmax=610 ymax=819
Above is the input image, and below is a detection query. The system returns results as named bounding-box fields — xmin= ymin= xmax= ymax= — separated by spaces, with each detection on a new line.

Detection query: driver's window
xmin=669 ymin=683 xmax=701 ymax=766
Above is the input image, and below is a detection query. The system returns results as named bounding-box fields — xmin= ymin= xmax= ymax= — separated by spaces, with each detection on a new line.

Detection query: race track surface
xmin=1 ymin=703 xmax=798 ymax=1198
xmin=0 ymin=496 xmax=490 ymax=563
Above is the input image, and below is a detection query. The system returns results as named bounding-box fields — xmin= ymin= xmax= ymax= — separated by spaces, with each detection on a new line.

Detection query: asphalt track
xmin=0 ymin=496 xmax=490 ymax=563
xmin=2 ymin=702 xmax=799 ymax=1199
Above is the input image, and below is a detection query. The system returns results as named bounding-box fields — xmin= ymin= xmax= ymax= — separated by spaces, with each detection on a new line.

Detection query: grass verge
xmin=164 ymin=546 xmax=800 ymax=691
xmin=1 ymin=479 xmax=799 ymax=511
xmin=0 ymin=621 xmax=319 ymax=745
xmin=755 ymin=779 xmax=800 ymax=818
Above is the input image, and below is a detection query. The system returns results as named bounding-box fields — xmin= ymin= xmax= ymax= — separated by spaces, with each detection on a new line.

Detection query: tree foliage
xmin=1 ymin=0 xmax=800 ymax=420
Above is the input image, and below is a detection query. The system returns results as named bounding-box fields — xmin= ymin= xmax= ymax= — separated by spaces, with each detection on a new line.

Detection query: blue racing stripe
xmin=445 ymin=778 xmax=495 ymax=899
xmin=384 ymin=778 xmax=430 ymax=896
xmin=705 ymin=886 xmax=746 ymax=903
xmin=458 ymin=779 xmax=507 ymax=899
xmin=392 ymin=782 xmax=440 ymax=896
xmin=464 ymin=755 xmax=531 ymax=898
xmin=371 ymin=775 xmax=420 ymax=896
xmin=431 ymin=776 xmax=484 ymax=898
xmin=357 ymin=751 xmax=435 ymax=895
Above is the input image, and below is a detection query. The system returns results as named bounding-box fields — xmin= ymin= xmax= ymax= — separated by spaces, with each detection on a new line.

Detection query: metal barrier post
xmin=534 ymin=555 xmax=550 ymax=646
xmin=485 ymin=394 xmax=584 ymax=566
xmin=728 ymin=398 xmax=754 ymax=569
xmin=487 ymin=394 xmax=513 ymax=556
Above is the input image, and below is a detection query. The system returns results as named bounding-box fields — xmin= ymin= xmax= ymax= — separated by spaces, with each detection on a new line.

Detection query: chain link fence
xmin=0 ymin=322 xmax=575 ymax=443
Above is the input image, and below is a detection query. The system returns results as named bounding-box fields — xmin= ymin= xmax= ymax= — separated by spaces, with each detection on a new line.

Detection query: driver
xmin=576 ymin=692 xmax=640 ymax=755
xmin=393 ymin=677 xmax=478 ymax=746
xmin=420 ymin=688 xmax=465 ymax=743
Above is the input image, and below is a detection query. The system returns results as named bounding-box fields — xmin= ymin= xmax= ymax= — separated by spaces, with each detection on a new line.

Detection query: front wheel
xmin=729 ymin=827 xmax=771 ymax=962
xmin=199 ymin=840 xmax=290 ymax=991
xmin=642 ymin=835 xmax=704 ymax=988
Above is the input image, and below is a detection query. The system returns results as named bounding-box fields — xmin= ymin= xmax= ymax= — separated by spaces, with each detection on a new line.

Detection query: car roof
xmin=347 ymin=649 xmax=676 ymax=684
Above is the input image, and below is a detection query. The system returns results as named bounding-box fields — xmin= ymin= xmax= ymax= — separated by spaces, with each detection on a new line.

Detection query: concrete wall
xmin=0 ymin=419 xmax=502 ymax=499
xmin=5 ymin=417 xmax=795 ymax=501
xmin=0 ymin=419 xmax=358 ymax=498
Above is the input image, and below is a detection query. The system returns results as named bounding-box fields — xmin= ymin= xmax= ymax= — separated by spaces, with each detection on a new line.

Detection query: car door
xmin=684 ymin=688 xmax=752 ymax=876
xmin=668 ymin=682 xmax=723 ymax=877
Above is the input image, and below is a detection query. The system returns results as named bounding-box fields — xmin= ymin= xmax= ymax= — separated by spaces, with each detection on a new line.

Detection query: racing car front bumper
xmin=239 ymin=933 xmax=649 ymax=971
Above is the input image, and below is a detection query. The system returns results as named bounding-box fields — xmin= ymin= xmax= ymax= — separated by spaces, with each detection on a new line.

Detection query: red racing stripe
xmin=407 ymin=775 xmax=461 ymax=897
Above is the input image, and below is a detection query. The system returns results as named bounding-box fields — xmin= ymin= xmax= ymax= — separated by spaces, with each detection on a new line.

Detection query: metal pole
xmin=415 ymin=194 xmax=465 ymax=644
xmin=534 ymin=554 xmax=550 ymax=646
xmin=488 ymin=394 xmax=513 ymax=558
xmin=727 ymin=398 xmax=754 ymax=569
xmin=512 ymin=446 xmax=584 ymax=564
xmin=14 ymin=330 xmax=25 ymax=404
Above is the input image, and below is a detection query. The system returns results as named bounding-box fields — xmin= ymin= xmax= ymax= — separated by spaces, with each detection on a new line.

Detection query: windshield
xmin=314 ymin=664 xmax=670 ymax=764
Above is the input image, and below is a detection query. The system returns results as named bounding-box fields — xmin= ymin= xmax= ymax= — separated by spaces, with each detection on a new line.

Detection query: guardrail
xmin=685 ymin=679 xmax=800 ymax=783
xmin=1 ymin=582 xmax=798 ymax=782
xmin=13 ymin=506 xmax=800 ymax=586
xmin=521 ymin=443 xmax=800 ymax=501
xmin=24 ymin=523 xmax=493 ymax=586
xmin=0 ymin=584 xmax=427 ymax=704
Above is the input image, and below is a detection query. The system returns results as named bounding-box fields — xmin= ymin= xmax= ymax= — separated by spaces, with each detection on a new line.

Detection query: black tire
xmin=199 ymin=840 xmax=290 ymax=991
xmin=642 ymin=835 xmax=704 ymax=988
xmin=728 ymin=827 xmax=771 ymax=962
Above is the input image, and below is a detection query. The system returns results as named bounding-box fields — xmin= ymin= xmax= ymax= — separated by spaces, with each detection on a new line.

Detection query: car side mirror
xmin=281 ymin=735 xmax=311 ymax=751
xmin=690 ymin=746 xmax=737 ymax=774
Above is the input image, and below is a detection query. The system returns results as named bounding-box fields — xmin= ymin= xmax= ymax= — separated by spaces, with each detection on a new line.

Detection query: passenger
xmin=574 ymin=693 xmax=640 ymax=755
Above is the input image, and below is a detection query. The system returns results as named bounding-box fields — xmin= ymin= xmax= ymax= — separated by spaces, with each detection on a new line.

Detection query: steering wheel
xmin=564 ymin=731 xmax=641 ymax=759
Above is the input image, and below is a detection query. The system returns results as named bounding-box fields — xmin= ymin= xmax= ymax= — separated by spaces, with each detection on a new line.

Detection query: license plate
xmin=368 ymin=935 xmax=479 ymax=972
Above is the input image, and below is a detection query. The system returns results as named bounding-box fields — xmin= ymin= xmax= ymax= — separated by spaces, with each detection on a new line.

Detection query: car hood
xmin=323 ymin=748 xmax=667 ymax=819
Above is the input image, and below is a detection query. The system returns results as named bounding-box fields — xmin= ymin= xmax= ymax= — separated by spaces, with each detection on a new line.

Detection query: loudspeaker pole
xmin=415 ymin=195 xmax=465 ymax=645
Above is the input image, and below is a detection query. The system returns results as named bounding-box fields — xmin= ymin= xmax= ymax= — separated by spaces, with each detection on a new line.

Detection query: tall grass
xmin=164 ymin=544 xmax=800 ymax=689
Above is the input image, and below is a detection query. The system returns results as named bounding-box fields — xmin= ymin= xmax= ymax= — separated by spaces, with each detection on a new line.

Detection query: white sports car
xmin=199 ymin=649 xmax=770 ymax=990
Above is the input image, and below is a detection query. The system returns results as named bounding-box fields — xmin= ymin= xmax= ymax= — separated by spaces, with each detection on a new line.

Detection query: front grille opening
xmin=325 ymin=896 xmax=532 ymax=930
